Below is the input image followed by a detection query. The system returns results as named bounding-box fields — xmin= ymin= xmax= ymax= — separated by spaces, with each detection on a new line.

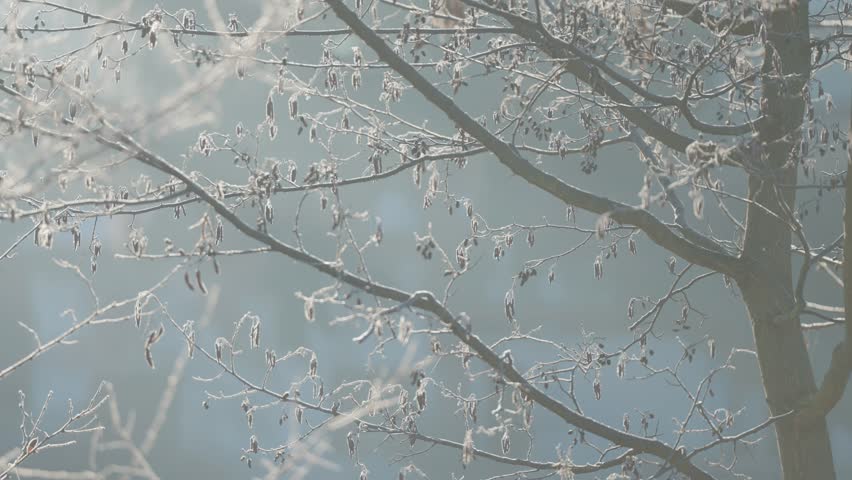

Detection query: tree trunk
xmin=736 ymin=1 xmax=837 ymax=478
xmin=739 ymin=277 xmax=836 ymax=479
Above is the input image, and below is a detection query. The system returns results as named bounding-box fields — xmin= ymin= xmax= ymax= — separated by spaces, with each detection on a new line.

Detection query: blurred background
xmin=1 ymin=0 xmax=851 ymax=478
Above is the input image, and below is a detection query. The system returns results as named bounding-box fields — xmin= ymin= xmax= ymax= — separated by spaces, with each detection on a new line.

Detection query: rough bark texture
xmin=737 ymin=2 xmax=837 ymax=478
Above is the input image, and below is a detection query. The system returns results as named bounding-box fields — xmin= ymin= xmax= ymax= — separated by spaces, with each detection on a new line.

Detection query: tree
xmin=1 ymin=0 xmax=850 ymax=479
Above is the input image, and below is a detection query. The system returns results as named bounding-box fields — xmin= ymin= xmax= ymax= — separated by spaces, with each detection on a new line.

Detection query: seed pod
xmin=266 ymin=96 xmax=274 ymax=121
xmin=462 ymin=429 xmax=474 ymax=466
xmin=504 ymin=290 xmax=515 ymax=320
xmin=398 ymin=390 xmax=409 ymax=412
xmin=347 ymin=431 xmax=357 ymax=458
xmin=216 ymin=218 xmax=224 ymax=244
xmin=250 ymin=317 xmax=261 ymax=349
xmin=195 ymin=269 xmax=207 ymax=294
xmin=215 ymin=337 xmax=224 ymax=363
xmin=416 ymin=384 xmax=427 ymax=412
xmin=134 ymin=291 xmax=147 ymax=328
xmin=465 ymin=394 xmax=477 ymax=422
xmin=71 ymin=225 xmax=81 ymax=250
xmin=309 ymin=352 xmax=318 ymax=377
xmin=288 ymin=94 xmax=298 ymax=119
xmin=412 ymin=163 xmax=422 ymax=187
xmin=595 ymin=214 xmax=609 ymax=239
xmin=183 ymin=10 xmax=196 ymax=29
xmin=501 ymin=429 xmax=510 ymax=455
xmin=304 ymin=298 xmax=315 ymax=322
xmin=145 ymin=345 xmax=155 ymax=369
xmin=430 ymin=337 xmax=441 ymax=354
xmin=265 ymin=199 xmax=274 ymax=223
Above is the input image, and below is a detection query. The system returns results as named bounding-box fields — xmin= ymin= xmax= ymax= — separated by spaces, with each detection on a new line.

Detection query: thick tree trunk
xmin=736 ymin=1 xmax=837 ymax=478
xmin=739 ymin=260 xmax=836 ymax=480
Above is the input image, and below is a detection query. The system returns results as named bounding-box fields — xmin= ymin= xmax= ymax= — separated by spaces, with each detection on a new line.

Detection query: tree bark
xmin=739 ymin=279 xmax=836 ymax=479
xmin=737 ymin=1 xmax=837 ymax=478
